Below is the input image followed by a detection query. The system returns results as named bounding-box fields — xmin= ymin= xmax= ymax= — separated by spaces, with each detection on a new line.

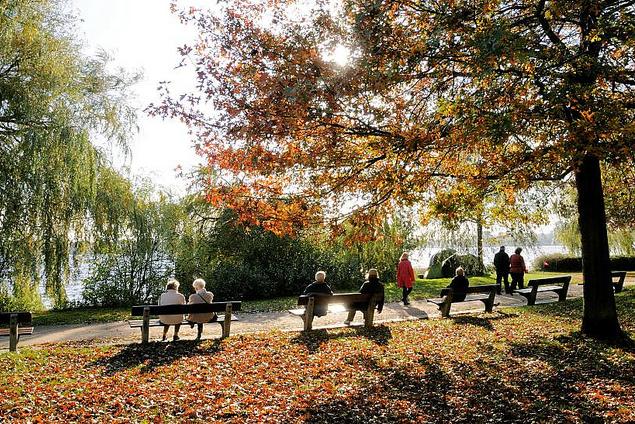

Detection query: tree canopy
xmin=156 ymin=0 xmax=635 ymax=340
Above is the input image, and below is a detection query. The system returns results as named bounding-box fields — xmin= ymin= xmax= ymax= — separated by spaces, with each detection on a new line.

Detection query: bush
xmin=534 ymin=254 xmax=635 ymax=272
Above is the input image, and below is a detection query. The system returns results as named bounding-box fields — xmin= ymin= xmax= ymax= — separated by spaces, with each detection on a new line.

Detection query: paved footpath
xmin=4 ymin=280 xmax=609 ymax=350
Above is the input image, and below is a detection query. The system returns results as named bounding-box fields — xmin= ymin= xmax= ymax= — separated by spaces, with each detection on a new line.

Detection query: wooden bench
xmin=612 ymin=271 xmax=627 ymax=293
xmin=129 ymin=302 xmax=241 ymax=343
xmin=0 ymin=312 xmax=33 ymax=352
xmin=289 ymin=293 xmax=384 ymax=331
xmin=427 ymin=285 xmax=497 ymax=318
xmin=514 ymin=275 xmax=571 ymax=306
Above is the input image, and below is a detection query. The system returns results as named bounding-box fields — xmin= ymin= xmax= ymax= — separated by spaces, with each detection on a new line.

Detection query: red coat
xmin=509 ymin=254 xmax=527 ymax=274
xmin=397 ymin=259 xmax=415 ymax=288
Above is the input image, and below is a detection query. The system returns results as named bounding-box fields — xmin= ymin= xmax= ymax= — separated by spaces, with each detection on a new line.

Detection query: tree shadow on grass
xmin=451 ymin=313 xmax=515 ymax=331
xmin=290 ymin=325 xmax=393 ymax=354
xmin=90 ymin=339 xmax=222 ymax=375
xmin=302 ymin=353 xmax=526 ymax=423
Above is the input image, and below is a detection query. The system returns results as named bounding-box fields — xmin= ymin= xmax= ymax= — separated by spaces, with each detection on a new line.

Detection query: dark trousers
xmin=496 ymin=271 xmax=510 ymax=294
xmin=510 ymin=272 xmax=524 ymax=291
xmin=402 ymin=287 xmax=413 ymax=302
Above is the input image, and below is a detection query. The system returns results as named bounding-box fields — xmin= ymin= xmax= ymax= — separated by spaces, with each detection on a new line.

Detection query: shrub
xmin=534 ymin=254 xmax=635 ymax=272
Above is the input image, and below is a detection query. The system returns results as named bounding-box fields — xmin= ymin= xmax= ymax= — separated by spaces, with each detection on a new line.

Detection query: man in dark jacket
xmin=493 ymin=246 xmax=510 ymax=294
xmin=303 ymin=270 xmax=333 ymax=317
xmin=344 ymin=269 xmax=385 ymax=325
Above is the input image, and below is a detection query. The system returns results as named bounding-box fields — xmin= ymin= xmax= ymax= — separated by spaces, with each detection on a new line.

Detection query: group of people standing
xmin=493 ymin=246 xmax=528 ymax=294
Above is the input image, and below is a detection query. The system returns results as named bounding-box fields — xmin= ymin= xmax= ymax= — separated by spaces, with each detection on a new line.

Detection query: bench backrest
xmin=612 ymin=271 xmax=627 ymax=283
xmin=440 ymin=284 xmax=498 ymax=297
xmin=0 ymin=312 xmax=32 ymax=325
xmin=297 ymin=293 xmax=382 ymax=307
xmin=527 ymin=275 xmax=571 ymax=287
xmin=131 ymin=302 xmax=242 ymax=317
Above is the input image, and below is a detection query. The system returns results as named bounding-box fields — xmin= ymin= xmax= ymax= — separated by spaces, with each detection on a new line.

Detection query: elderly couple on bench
xmin=158 ymin=278 xmax=215 ymax=341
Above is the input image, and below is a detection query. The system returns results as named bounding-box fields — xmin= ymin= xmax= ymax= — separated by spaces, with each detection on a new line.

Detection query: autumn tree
xmin=156 ymin=1 xmax=635 ymax=341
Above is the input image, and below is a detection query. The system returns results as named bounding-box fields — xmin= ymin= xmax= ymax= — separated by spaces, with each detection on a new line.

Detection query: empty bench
xmin=514 ymin=275 xmax=571 ymax=306
xmin=428 ymin=285 xmax=498 ymax=318
xmin=289 ymin=293 xmax=384 ymax=331
xmin=612 ymin=271 xmax=627 ymax=293
xmin=0 ymin=312 xmax=33 ymax=352
xmin=129 ymin=302 xmax=241 ymax=343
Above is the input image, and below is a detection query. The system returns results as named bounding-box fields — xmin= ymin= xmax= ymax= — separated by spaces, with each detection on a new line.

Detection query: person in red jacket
xmin=397 ymin=252 xmax=416 ymax=305
xmin=509 ymin=247 xmax=528 ymax=292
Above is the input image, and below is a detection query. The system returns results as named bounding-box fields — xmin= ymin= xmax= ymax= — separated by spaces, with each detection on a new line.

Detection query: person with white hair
xmin=186 ymin=278 xmax=215 ymax=340
xmin=302 ymin=270 xmax=333 ymax=316
xmin=159 ymin=279 xmax=186 ymax=342
xmin=445 ymin=267 xmax=469 ymax=302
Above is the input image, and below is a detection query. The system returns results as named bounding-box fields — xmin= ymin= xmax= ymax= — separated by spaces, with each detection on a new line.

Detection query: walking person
xmin=158 ymin=279 xmax=186 ymax=342
xmin=344 ymin=268 xmax=385 ymax=325
xmin=397 ymin=252 xmax=416 ymax=305
xmin=493 ymin=246 xmax=511 ymax=294
xmin=509 ymin=247 xmax=528 ymax=293
xmin=187 ymin=278 xmax=214 ymax=340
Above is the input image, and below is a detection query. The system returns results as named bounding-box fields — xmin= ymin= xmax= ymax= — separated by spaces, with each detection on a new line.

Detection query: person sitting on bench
xmin=344 ymin=268 xmax=385 ymax=325
xmin=186 ymin=278 xmax=215 ymax=340
xmin=159 ymin=279 xmax=186 ymax=341
xmin=446 ymin=267 xmax=469 ymax=301
xmin=302 ymin=270 xmax=333 ymax=317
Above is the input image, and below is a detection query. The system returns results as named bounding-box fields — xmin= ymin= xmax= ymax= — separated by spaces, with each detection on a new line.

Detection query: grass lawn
xmin=2 ymin=288 xmax=633 ymax=422
xmin=31 ymin=272 xmax=582 ymax=325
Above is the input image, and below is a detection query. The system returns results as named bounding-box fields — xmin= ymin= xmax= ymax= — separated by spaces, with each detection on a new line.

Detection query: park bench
xmin=427 ymin=285 xmax=498 ymax=318
xmin=514 ymin=275 xmax=571 ymax=306
xmin=288 ymin=293 xmax=384 ymax=331
xmin=0 ymin=312 xmax=33 ymax=352
xmin=129 ymin=302 xmax=241 ymax=343
xmin=611 ymin=271 xmax=627 ymax=293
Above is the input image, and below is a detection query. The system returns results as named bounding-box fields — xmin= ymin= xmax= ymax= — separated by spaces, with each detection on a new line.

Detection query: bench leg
xmin=440 ymin=301 xmax=451 ymax=318
xmin=222 ymin=304 xmax=232 ymax=338
xmin=557 ymin=290 xmax=567 ymax=302
xmin=9 ymin=314 xmax=18 ymax=352
xmin=142 ymin=307 xmax=150 ymax=344
xmin=304 ymin=298 xmax=315 ymax=331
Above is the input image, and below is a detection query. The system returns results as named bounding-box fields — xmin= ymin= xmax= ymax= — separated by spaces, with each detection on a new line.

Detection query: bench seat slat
xmin=0 ymin=327 xmax=34 ymax=337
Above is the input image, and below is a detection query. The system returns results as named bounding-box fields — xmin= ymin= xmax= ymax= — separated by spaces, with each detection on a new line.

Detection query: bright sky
xmin=73 ymin=0 xmax=205 ymax=194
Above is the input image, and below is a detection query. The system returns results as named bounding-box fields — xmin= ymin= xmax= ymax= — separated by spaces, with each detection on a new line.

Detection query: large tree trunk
xmin=575 ymin=153 xmax=622 ymax=341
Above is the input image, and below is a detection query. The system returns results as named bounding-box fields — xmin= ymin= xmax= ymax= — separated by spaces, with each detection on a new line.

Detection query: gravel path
xmin=3 ymin=281 xmax=596 ymax=350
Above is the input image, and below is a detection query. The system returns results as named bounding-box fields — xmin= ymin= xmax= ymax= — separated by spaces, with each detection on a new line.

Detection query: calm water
xmin=409 ymin=245 xmax=568 ymax=270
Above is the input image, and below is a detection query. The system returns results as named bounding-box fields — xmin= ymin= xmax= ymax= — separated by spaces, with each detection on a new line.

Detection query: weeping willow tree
xmin=0 ymin=0 xmax=138 ymax=309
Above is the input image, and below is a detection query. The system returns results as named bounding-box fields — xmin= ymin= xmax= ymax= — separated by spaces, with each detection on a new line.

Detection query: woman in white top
xmin=158 ymin=279 xmax=186 ymax=341
xmin=187 ymin=278 xmax=214 ymax=340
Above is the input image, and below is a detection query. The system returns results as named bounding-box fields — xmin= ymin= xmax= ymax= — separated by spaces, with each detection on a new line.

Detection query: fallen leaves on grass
xmin=1 ymin=293 xmax=634 ymax=423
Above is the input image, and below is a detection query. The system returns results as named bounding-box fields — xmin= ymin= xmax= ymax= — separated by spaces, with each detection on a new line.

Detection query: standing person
xmin=509 ymin=247 xmax=528 ymax=292
xmin=493 ymin=246 xmax=511 ymax=294
xmin=158 ymin=279 xmax=186 ymax=342
xmin=187 ymin=278 xmax=214 ymax=340
xmin=303 ymin=270 xmax=333 ymax=317
xmin=446 ymin=267 xmax=469 ymax=301
xmin=397 ymin=252 xmax=416 ymax=305
xmin=344 ymin=268 xmax=385 ymax=325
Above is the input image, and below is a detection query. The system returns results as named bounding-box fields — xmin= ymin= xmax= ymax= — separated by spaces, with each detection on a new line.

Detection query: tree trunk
xmin=575 ymin=153 xmax=622 ymax=341
xmin=476 ymin=220 xmax=483 ymax=266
